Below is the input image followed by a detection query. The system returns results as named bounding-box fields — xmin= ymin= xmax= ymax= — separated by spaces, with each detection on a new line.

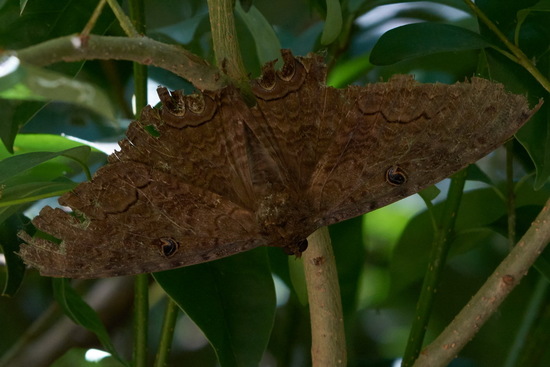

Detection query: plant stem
xmin=15 ymin=35 xmax=222 ymax=90
xmin=502 ymin=276 xmax=549 ymax=367
xmin=206 ymin=0 xmax=247 ymax=82
xmin=506 ymin=142 xmax=516 ymax=249
xmin=133 ymin=274 xmax=149 ymax=367
xmin=463 ymin=0 xmax=550 ymax=93
xmin=154 ymin=298 xmax=179 ymax=367
xmin=106 ymin=0 xmax=140 ymax=37
xmin=402 ymin=170 xmax=467 ymax=367
xmin=130 ymin=2 xmax=149 ymax=366
xmin=81 ymin=0 xmax=107 ymax=37
xmin=129 ymin=0 xmax=147 ymax=116
xmin=412 ymin=197 xmax=550 ymax=367
xmin=303 ymin=227 xmax=347 ymax=366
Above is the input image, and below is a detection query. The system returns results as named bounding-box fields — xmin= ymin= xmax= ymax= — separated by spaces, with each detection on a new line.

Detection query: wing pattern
xmin=19 ymin=50 xmax=540 ymax=277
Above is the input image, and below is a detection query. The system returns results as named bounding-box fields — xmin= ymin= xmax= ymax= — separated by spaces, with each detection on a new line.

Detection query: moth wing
xmin=308 ymin=75 xmax=540 ymax=226
xmin=19 ymin=162 xmax=263 ymax=278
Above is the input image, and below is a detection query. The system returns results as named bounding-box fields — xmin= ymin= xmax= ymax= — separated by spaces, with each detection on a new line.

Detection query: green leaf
xmin=0 ymin=214 xmax=29 ymax=296
xmin=516 ymin=109 xmax=550 ymax=190
xmin=320 ymin=0 xmax=343 ymax=45
xmin=466 ymin=164 xmax=494 ymax=185
xmin=327 ymin=53 xmax=373 ymax=88
xmin=235 ymin=2 xmax=281 ymax=65
xmin=516 ymin=0 xmax=550 ymax=37
xmin=330 ymin=216 xmax=366 ymax=316
xmin=0 ymin=99 xmax=43 ymax=154
xmin=389 ymin=187 xmax=506 ymax=296
xmin=0 ymin=133 xmax=104 ymax=159
xmin=0 ymin=58 xmax=115 ymax=120
xmin=153 ymin=248 xmax=276 ymax=367
xmin=0 ymin=0 xmax=116 ymax=152
xmin=288 ymin=257 xmax=308 ymax=305
xmin=51 ymin=348 xmax=125 ymax=367
xmin=0 ymin=179 xmax=77 ymax=208
xmin=370 ymin=23 xmax=494 ymax=65
xmin=418 ymin=185 xmax=441 ymax=202
xmin=238 ymin=0 xmax=253 ymax=12
xmin=52 ymin=278 xmax=128 ymax=366
xmin=535 ymin=245 xmax=550 ymax=283
xmin=0 ymin=146 xmax=91 ymax=184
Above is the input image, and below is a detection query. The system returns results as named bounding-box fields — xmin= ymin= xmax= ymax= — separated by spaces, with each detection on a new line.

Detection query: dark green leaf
xmin=238 ymin=0 xmax=253 ymax=12
xmin=52 ymin=278 xmax=128 ymax=366
xmin=535 ymin=246 xmax=550 ymax=282
xmin=0 ymin=214 xmax=29 ymax=296
xmin=418 ymin=185 xmax=441 ymax=202
xmin=330 ymin=216 xmax=366 ymax=317
xmin=153 ymin=248 xmax=276 ymax=367
xmin=0 ymin=179 xmax=77 ymax=208
xmin=0 ymin=60 xmax=115 ymax=120
xmin=327 ymin=53 xmax=373 ymax=88
xmin=466 ymin=164 xmax=494 ymax=185
xmin=370 ymin=23 xmax=494 ymax=65
xmin=235 ymin=2 xmax=281 ymax=65
xmin=0 ymin=0 xmax=116 ymax=152
xmin=51 ymin=348 xmax=125 ymax=367
xmin=0 ymin=99 xmax=43 ymax=154
xmin=320 ymin=0 xmax=343 ymax=45
xmin=288 ymin=256 xmax=308 ymax=305
xmin=389 ymin=188 xmax=506 ymax=295
xmin=0 ymin=146 xmax=91 ymax=184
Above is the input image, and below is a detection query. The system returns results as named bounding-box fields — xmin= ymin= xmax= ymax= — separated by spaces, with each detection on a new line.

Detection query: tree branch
xmin=206 ymin=0 xmax=247 ymax=81
xmin=413 ymin=198 xmax=550 ymax=367
xmin=303 ymin=227 xmax=347 ymax=366
xmin=14 ymin=35 xmax=224 ymax=91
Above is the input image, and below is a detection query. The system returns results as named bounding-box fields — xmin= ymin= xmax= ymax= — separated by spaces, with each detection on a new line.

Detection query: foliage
xmin=0 ymin=0 xmax=549 ymax=366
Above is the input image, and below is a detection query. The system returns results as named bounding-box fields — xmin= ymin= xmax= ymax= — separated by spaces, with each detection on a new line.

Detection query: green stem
xmin=303 ymin=227 xmax=347 ymax=366
xmin=506 ymin=142 xmax=516 ymax=249
xmin=206 ymin=0 xmax=247 ymax=82
xmin=129 ymin=0 xmax=147 ymax=116
xmin=413 ymin=196 xmax=550 ymax=367
xmin=15 ymin=35 xmax=221 ymax=90
xmin=81 ymin=0 xmax=107 ymax=37
xmin=503 ymin=276 xmax=549 ymax=367
xmin=206 ymin=0 xmax=254 ymax=103
xmin=129 ymin=2 xmax=149 ymax=366
xmin=154 ymin=298 xmax=179 ymax=367
xmin=402 ymin=170 xmax=467 ymax=367
xmin=463 ymin=0 xmax=550 ymax=93
xmin=106 ymin=0 xmax=140 ymax=37
xmin=133 ymin=274 xmax=149 ymax=367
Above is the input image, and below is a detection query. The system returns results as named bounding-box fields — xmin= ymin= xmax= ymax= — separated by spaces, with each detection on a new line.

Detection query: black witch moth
xmin=19 ymin=50 xmax=540 ymax=278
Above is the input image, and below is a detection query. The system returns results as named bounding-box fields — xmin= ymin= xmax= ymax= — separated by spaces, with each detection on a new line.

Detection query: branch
xmin=14 ymin=35 xmax=225 ymax=91
xmin=303 ymin=227 xmax=347 ymax=366
xmin=462 ymin=0 xmax=550 ymax=93
xmin=207 ymin=0 xmax=247 ymax=81
xmin=402 ymin=170 xmax=467 ymax=366
xmin=413 ymin=198 xmax=550 ymax=367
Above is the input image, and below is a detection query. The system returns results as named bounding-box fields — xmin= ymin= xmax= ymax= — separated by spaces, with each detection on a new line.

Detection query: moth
xmin=19 ymin=50 xmax=540 ymax=278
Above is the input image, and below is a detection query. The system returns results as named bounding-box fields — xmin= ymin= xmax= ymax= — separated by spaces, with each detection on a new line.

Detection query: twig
xmin=303 ymin=227 xmax=347 ymax=366
xmin=81 ymin=0 xmax=107 ymax=37
xmin=462 ymin=0 xmax=550 ymax=93
xmin=154 ymin=298 xmax=179 ymax=367
xmin=206 ymin=0 xmax=247 ymax=82
xmin=106 ymin=0 xmax=140 ymax=37
xmin=402 ymin=170 xmax=467 ymax=366
xmin=133 ymin=274 xmax=149 ymax=367
xmin=129 ymin=2 xmax=149 ymax=364
xmin=412 ymin=198 xmax=550 ymax=367
xmin=14 ymin=35 xmax=223 ymax=91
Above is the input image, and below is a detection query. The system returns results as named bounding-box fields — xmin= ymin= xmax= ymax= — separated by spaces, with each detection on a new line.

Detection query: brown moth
xmin=19 ymin=50 xmax=540 ymax=278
